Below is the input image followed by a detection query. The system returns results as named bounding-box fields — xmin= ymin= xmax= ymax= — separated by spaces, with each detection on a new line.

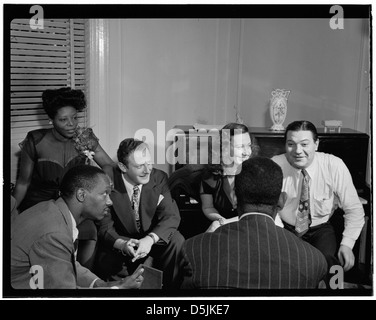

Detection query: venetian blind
xmin=10 ymin=19 xmax=87 ymax=184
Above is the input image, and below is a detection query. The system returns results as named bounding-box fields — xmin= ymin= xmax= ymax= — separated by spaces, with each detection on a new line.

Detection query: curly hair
xmin=202 ymin=123 xmax=259 ymax=179
xmin=42 ymin=87 xmax=87 ymax=119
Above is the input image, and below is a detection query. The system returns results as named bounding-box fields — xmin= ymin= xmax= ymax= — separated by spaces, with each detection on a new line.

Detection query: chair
xmin=168 ymin=164 xmax=206 ymax=203
xmin=168 ymin=164 xmax=211 ymax=238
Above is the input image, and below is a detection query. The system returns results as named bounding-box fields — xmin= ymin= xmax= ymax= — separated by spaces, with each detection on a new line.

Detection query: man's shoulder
xmin=150 ymin=168 xmax=168 ymax=183
xmin=271 ymin=153 xmax=286 ymax=164
xmin=151 ymin=168 xmax=168 ymax=177
xmin=315 ymin=152 xmax=343 ymax=164
xmin=185 ymin=231 xmax=219 ymax=245
xmin=314 ymin=152 xmax=346 ymax=172
xmin=184 ymin=228 xmax=231 ymax=252
xmin=12 ymin=200 xmax=67 ymax=240
xmin=277 ymin=227 xmax=325 ymax=256
xmin=21 ymin=199 xmax=58 ymax=215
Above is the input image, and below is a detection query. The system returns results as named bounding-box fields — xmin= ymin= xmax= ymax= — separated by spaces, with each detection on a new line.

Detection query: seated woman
xmin=12 ymin=87 xmax=115 ymax=269
xmin=200 ymin=122 xmax=259 ymax=232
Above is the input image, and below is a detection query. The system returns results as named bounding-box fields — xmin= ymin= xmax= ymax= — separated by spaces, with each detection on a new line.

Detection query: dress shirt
xmin=272 ymin=152 xmax=365 ymax=249
xmin=69 ymin=211 xmax=79 ymax=256
xmin=121 ymin=174 xmax=143 ymax=202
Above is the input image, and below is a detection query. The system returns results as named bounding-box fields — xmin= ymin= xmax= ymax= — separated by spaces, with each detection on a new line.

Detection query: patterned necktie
xmin=132 ymin=185 xmax=141 ymax=231
xmin=295 ymin=169 xmax=311 ymax=236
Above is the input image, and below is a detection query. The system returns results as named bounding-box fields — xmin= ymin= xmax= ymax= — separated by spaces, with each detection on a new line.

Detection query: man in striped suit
xmin=179 ymin=157 xmax=328 ymax=289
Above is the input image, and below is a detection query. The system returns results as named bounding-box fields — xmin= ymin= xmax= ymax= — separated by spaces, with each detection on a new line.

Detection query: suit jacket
xmin=11 ymin=198 xmax=98 ymax=289
xmin=180 ymin=213 xmax=328 ymax=289
xmin=97 ymin=167 xmax=180 ymax=247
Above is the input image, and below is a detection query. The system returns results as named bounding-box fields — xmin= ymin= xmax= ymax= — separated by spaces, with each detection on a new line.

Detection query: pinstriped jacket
xmin=180 ymin=212 xmax=328 ymax=289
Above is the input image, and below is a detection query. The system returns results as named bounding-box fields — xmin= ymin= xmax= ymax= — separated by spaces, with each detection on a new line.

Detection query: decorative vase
xmin=269 ymin=89 xmax=290 ymax=131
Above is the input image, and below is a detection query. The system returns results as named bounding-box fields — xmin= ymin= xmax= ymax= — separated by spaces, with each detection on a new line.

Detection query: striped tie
xmin=295 ymin=169 xmax=311 ymax=236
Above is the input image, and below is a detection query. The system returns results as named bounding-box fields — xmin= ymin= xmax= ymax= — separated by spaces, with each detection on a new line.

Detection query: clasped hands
xmin=121 ymin=236 xmax=154 ymax=262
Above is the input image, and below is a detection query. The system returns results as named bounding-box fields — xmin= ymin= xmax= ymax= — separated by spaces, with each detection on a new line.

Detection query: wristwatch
xmin=218 ymin=218 xmax=225 ymax=226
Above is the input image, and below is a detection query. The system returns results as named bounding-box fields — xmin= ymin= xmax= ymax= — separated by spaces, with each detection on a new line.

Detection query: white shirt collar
xmin=121 ymin=174 xmax=143 ymax=201
xmin=239 ymin=212 xmax=276 ymax=223
xmin=285 ymin=153 xmax=316 ymax=180
xmin=69 ymin=211 xmax=79 ymax=243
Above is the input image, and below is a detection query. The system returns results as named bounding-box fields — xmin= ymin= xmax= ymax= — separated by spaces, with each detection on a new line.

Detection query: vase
xmin=269 ymin=89 xmax=290 ymax=131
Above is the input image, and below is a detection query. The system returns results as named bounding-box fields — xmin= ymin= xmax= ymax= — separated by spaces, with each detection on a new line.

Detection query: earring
xmin=48 ymin=120 xmax=52 ymax=125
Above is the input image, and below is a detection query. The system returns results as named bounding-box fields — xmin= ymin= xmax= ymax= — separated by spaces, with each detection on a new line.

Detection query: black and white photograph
xmin=1 ymin=2 xmax=373 ymax=305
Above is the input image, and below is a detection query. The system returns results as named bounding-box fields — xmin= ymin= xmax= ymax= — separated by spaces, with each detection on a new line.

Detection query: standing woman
xmin=12 ymin=87 xmax=115 ymax=267
xmin=200 ymin=122 xmax=259 ymax=232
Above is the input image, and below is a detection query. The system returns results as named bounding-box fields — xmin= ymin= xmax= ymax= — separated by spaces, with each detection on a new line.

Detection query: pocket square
xmin=157 ymin=195 xmax=164 ymax=206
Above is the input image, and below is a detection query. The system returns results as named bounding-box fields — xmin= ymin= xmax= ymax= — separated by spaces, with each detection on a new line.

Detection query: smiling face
xmin=51 ymin=106 xmax=79 ymax=139
xmin=285 ymin=130 xmax=319 ymax=169
xmin=82 ymin=174 xmax=113 ymax=221
xmin=231 ymin=132 xmax=252 ymax=166
xmin=119 ymin=146 xmax=153 ymax=186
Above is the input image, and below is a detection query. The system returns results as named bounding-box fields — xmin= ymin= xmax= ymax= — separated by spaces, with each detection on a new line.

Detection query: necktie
xmin=132 ymin=185 xmax=141 ymax=231
xmin=295 ymin=169 xmax=311 ymax=236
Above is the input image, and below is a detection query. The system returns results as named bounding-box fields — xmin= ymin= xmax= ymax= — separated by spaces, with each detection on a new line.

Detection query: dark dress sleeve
xmin=201 ymin=175 xmax=237 ymax=219
xmin=19 ymin=129 xmax=46 ymax=162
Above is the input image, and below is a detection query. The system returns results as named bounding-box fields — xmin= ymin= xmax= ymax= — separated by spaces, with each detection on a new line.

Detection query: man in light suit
xmin=179 ymin=157 xmax=328 ymax=289
xmin=95 ymin=138 xmax=184 ymax=289
xmin=11 ymin=165 xmax=144 ymax=290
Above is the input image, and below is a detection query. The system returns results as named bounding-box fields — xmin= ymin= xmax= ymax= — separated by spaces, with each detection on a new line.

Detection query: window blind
xmin=10 ymin=19 xmax=87 ymax=184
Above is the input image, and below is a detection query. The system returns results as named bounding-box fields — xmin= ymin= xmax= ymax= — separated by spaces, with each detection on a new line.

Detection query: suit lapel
xmin=139 ymin=170 xmax=158 ymax=220
xmin=112 ymin=167 xmax=140 ymax=235
xmin=55 ymin=198 xmax=77 ymax=276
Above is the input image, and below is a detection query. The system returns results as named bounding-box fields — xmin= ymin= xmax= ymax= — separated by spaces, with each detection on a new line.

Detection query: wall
xmin=87 ymin=19 xmax=243 ymax=173
xmin=237 ymin=19 xmax=370 ymax=131
xmin=87 ymin=18 xmax=370 ymax=176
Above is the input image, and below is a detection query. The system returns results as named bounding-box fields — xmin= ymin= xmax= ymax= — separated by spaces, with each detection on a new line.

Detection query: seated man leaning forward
xmin=271 ymin=120 xmax=365 ymax=276
xmin=179 ymin=157 xmax=328 ymax=289
xmin=11 ymin=165 xmax=144 ymax=289
xmin=95 ymin=138 xmax=184 ymax=289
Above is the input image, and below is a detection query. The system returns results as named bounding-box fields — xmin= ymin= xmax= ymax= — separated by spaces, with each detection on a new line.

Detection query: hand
xmin=205 ymin=220 xmax=221 ymax=233
xmin=132 ymin=236 xmax=153 ymax=262
xmin=118 ymin=267 xmax=144 ymax=289
xmin=121 ymin=238 xmax=140 ymax=258
xmin=337 ymin=244 xmax=355 ymax=272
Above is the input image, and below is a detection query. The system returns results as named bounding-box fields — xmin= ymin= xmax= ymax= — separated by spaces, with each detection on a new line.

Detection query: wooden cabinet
xmin=173 ymin=125 xmax=370 ymax=197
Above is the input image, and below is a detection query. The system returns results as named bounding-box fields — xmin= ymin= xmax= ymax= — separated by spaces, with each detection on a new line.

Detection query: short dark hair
xmin=235 ymin=157 xmax=283 ymax=207
xmin=42 ymin=87 xmax=86 ymax=119
xmin=117 ymin=138 xmax=147 ymax=166
xmin=60 ymin=165 xmax=106 ymax=199
xmin=284 ymin=120 xmax=318 ymax=143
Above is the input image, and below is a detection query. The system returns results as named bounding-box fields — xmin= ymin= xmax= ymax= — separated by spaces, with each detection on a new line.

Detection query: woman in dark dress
xmin=12 ymin=87 xmax=115 ymax=268
xmin=200 ymin=122 xmax=259 ymax=232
